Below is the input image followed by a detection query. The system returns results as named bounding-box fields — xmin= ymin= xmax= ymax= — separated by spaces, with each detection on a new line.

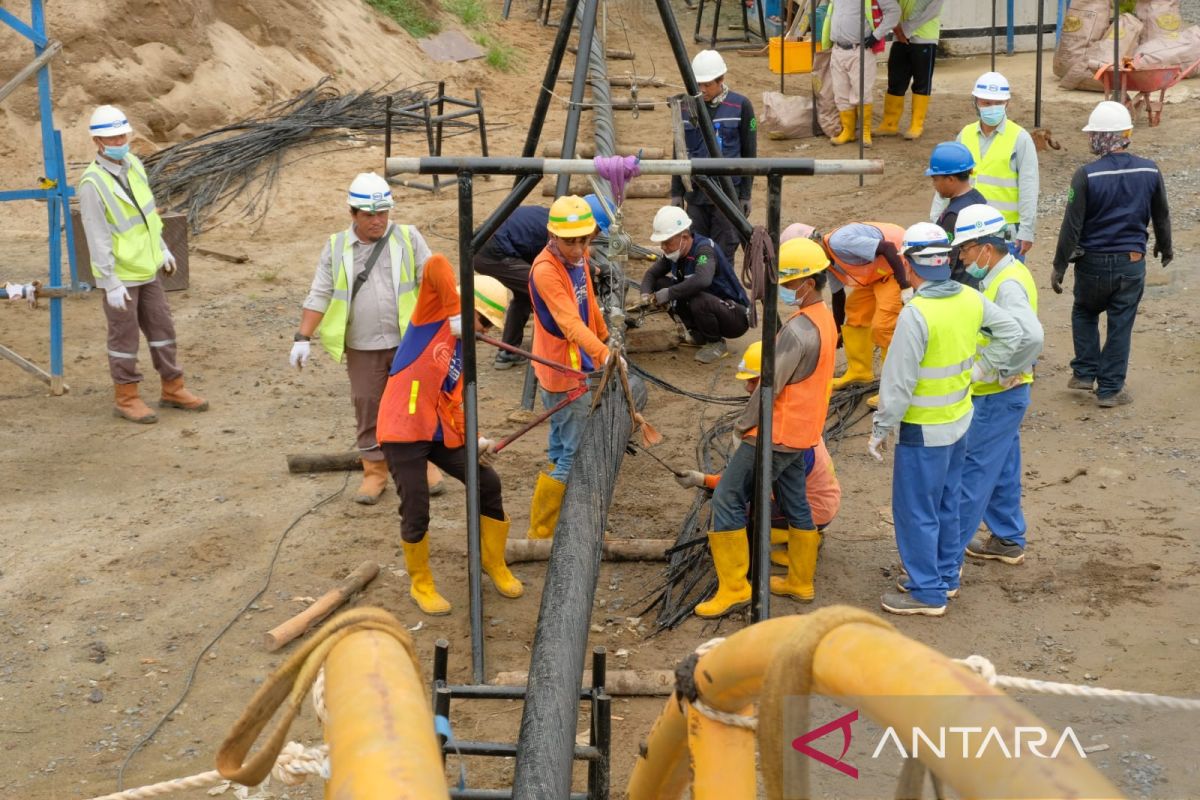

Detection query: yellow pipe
xmin=686 ymin=701 xmax=756 ymax=800
xmin=323 ymin=629 xmax=449 ymax=799
xmin=626 ymin=698 xmax=690 ymax=799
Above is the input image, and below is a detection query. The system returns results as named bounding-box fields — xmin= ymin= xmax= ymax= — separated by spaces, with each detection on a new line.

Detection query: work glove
xmin=653 ymin=288 xmax=671 ymax=306
xmin=289 ymin=340 xmax=311 ymax=370
xmin=105 ymin=286 xmax=131 ymax=311
xmin=478 ymin=437 xmax=499 ymax=467
xmin=162 ymin=252 xmax=178 ymax=276
xmin=867 ymin=434 xmax=887 ymax=462
xmin=674 ymin=470 xmax=706 ymax=489
xmin=970 ymin=361 xmax=991 ymax=384
xmin=863 ymin=33 xmax=879 ymax=49
xmin=6 ymin=282 xmax=34 ymax=307
xmin=739 ymin=197 xmax=752 ymax=216
xmin=448 ymin=314 xmax=463 ymax=338
xmin=999 ymin=373 xmax=1025 ymax=390
xmin=900 ymin=287 xmax=914 ymax=304
xmin=1154 ymin=244 xmax=1173 ymax=268
xmin=1050 ymin=269 xmax=1065 ymax=295
xmin=670 ymin=195 xmax=684 ymax=208
xmin=640 ymin=292 xmax=654 ymax=308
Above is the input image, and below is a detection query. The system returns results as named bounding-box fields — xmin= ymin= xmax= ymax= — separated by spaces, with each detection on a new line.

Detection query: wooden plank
xmin=505 ymin=538 xmax=674 ymax=564
xmin=286 ymin=452 xmax=363 ymax=473
xmin=493 ymin=669 xmax=675 ymax=696
xmin=262 ymin=562 xmax=379 ymax=651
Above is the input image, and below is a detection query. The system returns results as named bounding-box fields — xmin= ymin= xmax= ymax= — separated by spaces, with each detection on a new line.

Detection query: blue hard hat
xmin=584 ymin=194 xmax=611 ymax=233
xmin=925 ymin=142 xmax=975 ymax=176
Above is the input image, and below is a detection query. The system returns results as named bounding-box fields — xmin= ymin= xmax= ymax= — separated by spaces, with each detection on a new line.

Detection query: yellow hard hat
xmin=473 ymin=275 xmax=509 ymax=328
xmin=547 ymin=195 xmax=597 ymax=237
xmin=735 ymin=340 xmax=761 ymax=380
xmin=777 ymin=237 xmax=830 ymax=284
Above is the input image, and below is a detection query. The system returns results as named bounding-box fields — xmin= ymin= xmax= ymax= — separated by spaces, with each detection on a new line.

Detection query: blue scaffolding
xmin=0 ymin=0 xmax=84 ymax=395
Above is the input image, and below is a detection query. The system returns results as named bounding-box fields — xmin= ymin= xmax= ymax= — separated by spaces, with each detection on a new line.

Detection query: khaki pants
xmin=830 ymin=45 xmax=876 ymax=110
xmin=103 ymin=277 xmax=181 ymax=384
xmin=345 ymin=347 xmax=396 ymax=463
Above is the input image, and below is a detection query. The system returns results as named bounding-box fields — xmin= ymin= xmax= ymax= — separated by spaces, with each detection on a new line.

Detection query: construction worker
xmin=876 ymin=0 xmax=943 ymax=141
xmin=78 ymin=105 xmax=207 ymax=423
xmin=822 ymin=0 xmax=902 ymax=147
xmin=640 ymin=205 xmax=751 ymax=364
xmin=926 ymin=141 xmax=986 ymax=285
xmin=932 ymin=72 xmax=1039 ymax=261
xmin=526 ymin=195 xmax=611 ymax=539
xmin=869 ymin=223 xmax=1022 ymax=617
xmin=473 ymin=195 xmax=611 ymax=370
xmin=291 ymin=172 xmax=445 ymax=504
xmin=375 ymin=262 xmax=521 ymax=615
xmin=669 ymin=49 xmax=756 ymax=265
xmin=695 ymin=238 xmax=837 ymax=617
xmin=1052 ymin=100 xmax=1172 ymax=409
xmin=943 ymin=207 xmax=1044 ymax=570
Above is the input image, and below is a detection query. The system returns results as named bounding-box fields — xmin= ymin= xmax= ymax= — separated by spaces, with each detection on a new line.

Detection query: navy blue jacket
xmin=640 ymin=234 xmax=750 ymax=306
xmin=670 ymin=91 xmax=757 ymax=205
xmin=489 ymin=206 xmax=550 ymax=264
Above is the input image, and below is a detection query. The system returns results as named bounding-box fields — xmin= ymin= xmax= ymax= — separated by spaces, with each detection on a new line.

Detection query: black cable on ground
xmin=628 ymin=360 xmax=748 ymax=406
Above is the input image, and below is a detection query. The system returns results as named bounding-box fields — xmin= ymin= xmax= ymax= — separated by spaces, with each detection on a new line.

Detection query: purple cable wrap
xmin=593 ymin=154 xmax=641 ymax=206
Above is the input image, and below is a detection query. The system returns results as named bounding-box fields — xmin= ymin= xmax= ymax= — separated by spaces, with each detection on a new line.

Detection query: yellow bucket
xmin=769 ymin=37 xmax=818 ymax=74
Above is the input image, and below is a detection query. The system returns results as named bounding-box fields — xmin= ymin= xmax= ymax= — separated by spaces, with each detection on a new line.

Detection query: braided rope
xmin=683 ymin=636 xmax=759 ymax=729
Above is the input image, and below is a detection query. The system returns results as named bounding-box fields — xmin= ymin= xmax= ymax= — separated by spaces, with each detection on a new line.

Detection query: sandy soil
xmin=1 ymin=0 xmax=1199 ymax=797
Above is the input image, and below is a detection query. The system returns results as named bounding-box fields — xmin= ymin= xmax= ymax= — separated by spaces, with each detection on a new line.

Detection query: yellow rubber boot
xmin=770 ymin=548 xmax=789 ymax=568
xmin=480 ymin=515 xmax=523 ymax=598
xmin=771 ymin=526 xmax=789 ymax=567
xmin=876 ymin=93 xmax=904 ymax=136
xmin=861 ymin=104 xmax=873 ymax=148
xmin=904 ymin=93 xmax=930 ymax=140
xmin=526 ymin=472 xmax=566 ymax=539
xmin=355 ymin=458 xmax=389 ymax=505
xmin=831 ymin=325 xmax=876 ymax=389
xmin=402 ymin=538 xmax=451 ymax=615
xmin=694 ymin=530 xmax=752 ymax=619
xmin=867 ymin=345 xmax=888 ymax=409
xmin=829 ymin=109 xmax=857 ymax=146
xmin=770 ymin=528 xmax=821 ymax=601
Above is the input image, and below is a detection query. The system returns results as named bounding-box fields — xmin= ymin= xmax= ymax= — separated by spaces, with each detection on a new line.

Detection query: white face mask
xmin=662 ymin=248 xmax=682 ymax=262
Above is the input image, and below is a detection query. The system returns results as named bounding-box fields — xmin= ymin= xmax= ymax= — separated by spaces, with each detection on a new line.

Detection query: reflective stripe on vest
xmin=973 ymin=259 xmax=1039 ymax=396
xmin=960 ymin=121 xmax=1023 ymax=223
xmin=529 ymin=254 xmax=594 ymax=374
xmin=824 ymin=222 xmax=906 ymax=288
xmin=903 ymin=288 xmax=984 ymax=426
xmin=79 ymin=155 xmax=164 ymax=284
xmin=316 ymin=224 xmax=416 ymax=363
xmin=899 ymin=0 xmax=940 ymax=39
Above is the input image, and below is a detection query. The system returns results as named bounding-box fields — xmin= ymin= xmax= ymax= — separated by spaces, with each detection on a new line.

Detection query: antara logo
xmin=792 ymin=710 xmax=859 ymax=779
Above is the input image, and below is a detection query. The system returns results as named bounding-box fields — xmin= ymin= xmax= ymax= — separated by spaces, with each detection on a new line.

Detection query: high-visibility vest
xmin=78 ymin=155 xmax=164 ymax=284
xmin=317 ymin=224 xmax=417 ymax=363
xmin=824 ymin=222 xmax=906 ymax=288
xmin=376 ymin=318 xmax=465 ymax=448
xmin=529 ymin=246 xmax=607 ymax=392
xmin=903 ymin=288 xmax=983 ymax=426
xmin=960 ymin=120 xmax=1024 ymax=225
xmin=899 ymin=0 xmax=940 ymax=40
xmin=972 ymin=259 xmax=1038 ymax=396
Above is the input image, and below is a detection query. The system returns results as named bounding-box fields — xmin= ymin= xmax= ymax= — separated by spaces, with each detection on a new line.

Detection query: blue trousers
xmin=1070 ymin=253 xmax=1145 ymax=398
xmin=893 ymin=426 xmax=967 ymax=606
xmin=712 ymin=441 xmax=814 ymax=533
xmin=957 ymin=386 xmax=1031 ymax=565
xmin=541 ymin=387 xmax=592 ymax=482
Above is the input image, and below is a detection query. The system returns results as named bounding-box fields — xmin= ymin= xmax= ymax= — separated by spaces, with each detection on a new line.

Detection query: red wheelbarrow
xmin=1094 ymin=56 xmax=1200 ymax=127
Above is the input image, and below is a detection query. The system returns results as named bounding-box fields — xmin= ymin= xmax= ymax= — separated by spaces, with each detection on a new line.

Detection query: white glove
xmin=289 ymin=340 xmax=311 ymax=369
xmin=900 ymin=287 xmax=914 ymax=304
xmin=449 ymin=314 xmax=463 ymax=338
xmin=162 ymin=253 xmax=177 ymax=276
xmin=105 ymin=286 xmax=131 ymax=311
xmin=674 ymin=470 xmax=706 ymax=489
xmin=478 ymin=436 xmax=499 ymax=466
xmin=970 ymin=361 xmax=991 ymax=384
xmin=6 ymin=282 xmax=31 ymax=305
xmin=868 ymin=434 xmax=887 ymax=462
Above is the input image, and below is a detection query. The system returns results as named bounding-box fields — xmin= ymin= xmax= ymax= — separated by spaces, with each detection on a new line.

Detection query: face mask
xmin=662 ymin=248 xmax=682 ymax=262
xmin=965 ymin=262 xmax=990 ymax=280
xmin=978 ymin=105 xmax=1006 ymax=127
xmin=103 ymin=143 xmax=130 ymax=160
xmin=778 ymin=287 xmax=798 ymax=305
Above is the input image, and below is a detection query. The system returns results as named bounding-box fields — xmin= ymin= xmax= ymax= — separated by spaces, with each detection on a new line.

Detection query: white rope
xmin=312 ymin=666 xmax=328 ymax=724
xmin=684 ymin=636 xmax=759 ymax=729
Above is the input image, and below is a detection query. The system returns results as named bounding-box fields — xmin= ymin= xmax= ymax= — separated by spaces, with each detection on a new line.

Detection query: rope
xmin=312 ymin=666 xmax=328 ymax=723
xmin=739 ymin=227 xmax=778 ymax=329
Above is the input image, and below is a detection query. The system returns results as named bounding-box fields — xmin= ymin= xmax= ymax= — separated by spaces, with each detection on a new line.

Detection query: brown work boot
xmin=113 ymin=383 xmax=158 ymax=424
xmin=355 ymin=458 xmax=389 ymax=505
xmin=159 ymin=376 xmax=209 ymax=411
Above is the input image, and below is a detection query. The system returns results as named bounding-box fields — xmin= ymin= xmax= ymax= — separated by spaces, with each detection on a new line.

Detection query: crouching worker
xmin=693 ymin=238 xmax=837 ymax=618
xmin=377 ymin=262 xmax=522 ymax=615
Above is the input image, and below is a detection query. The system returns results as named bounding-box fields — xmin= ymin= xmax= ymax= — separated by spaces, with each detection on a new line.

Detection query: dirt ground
xmin=2 ymin=0 xmax=1200 ymax=797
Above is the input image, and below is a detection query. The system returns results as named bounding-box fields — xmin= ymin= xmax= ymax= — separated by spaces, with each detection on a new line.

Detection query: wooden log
xmin=541 ymin=143 xmax=666 ymax=159
xmin=568 ymin=46 xmax=635 ymax=59
xmin=194 ymin=246 xmax=249 ymax=264
xmin=542 ymin=179 xmax=670 ymax=198
xmin=286 ymin=452 xmax=363 ymax=474
xmin=556 ymin=75 xmax=667 ymax=87
xmin=578 ymin=100 xmax=661 ymax=111
xmin=262 ymin=561 xmax=380 ymax=651
xmin=493 ymin=669 xmax=675 ymax=696
xmin=506 ymin=538 xmax=674 ymax=564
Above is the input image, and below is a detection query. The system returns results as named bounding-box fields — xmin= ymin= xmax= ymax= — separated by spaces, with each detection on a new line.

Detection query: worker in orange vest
xmin=376 ymin=257 xmax=521 ymax=615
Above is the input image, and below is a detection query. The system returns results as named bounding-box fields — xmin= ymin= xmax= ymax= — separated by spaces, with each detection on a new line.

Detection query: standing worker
xmin=694 ymin=238 xmax=837 ymax=618
xmin=822 ymin=0 xmax=902 ymax=147
xmin=1053 ymin=101 xmax=1172 ymax=408
xmin=640 ymin=205 xmax=751 ymax=364
xmin=375 ymin=259 xmax=522 ymax=615
xmin=876 ymin=0 xmax=944 ymax=141
xmin=669 ymin=49 xmax=757 ymax=265
xmin=290 ymin=173 xmax=446 ymax=504
xmin=869 ymin=223 xmax=1022 ymax=617
xmin=943 ymin=207 xmax=1043 ymax=570
xmin=79 ymin=105 xmax=207 ymax=423
xmin=526 ymin=196 xmax=611 ymax=540
xmin=932 ymin=72 xmax=1039 ymax=260
xmin=926 ymin=141 xmax=987 ymax=284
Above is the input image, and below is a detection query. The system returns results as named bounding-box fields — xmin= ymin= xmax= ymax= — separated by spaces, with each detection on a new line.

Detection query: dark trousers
xmin=712 ymin=441 xmax=814 ymax=532
xmin=382 ymin=441 xmax=504 ymax=542
xmin=473 ymin=240 xmax=533 ymax=348
xmin=102 ymin=277 xmax=182 ymax=384
xmin=886 ymin=41 xmax=937 ymax=96
xmin=650 ymin=275 xmax=749 ymax=344
xmin=1069 ymin=253 xmax=1145 ymax=398
xmin=685 ymin=201 xmax=741 ymax=266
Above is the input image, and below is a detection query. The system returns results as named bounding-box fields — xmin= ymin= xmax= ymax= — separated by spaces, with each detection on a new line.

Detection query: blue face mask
xmin=103 ymin=143 xmax=130 ymax=160
xmin=778 ymin=287 xmax=798 ymax=305
xmin=965 ymin=262 xmax=990 ymax=280
xmin=978 ymin=105 xmax=1006 ymax=127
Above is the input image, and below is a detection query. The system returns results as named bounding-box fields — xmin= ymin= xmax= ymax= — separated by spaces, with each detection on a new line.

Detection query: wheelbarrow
xmin=1094 ymin=56 xmax=1200 ymax=127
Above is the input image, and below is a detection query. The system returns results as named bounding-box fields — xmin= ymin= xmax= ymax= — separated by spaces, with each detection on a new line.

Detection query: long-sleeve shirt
xmin=830 ymin=0 xmax=901 ymax=45
xmin=931 ymin=120 xmax=1040 ymax=243
xmin=899 ymin=0 xmax=944 ymax=44
xmin=302 ymin=223 xmax=432 ymax=351
xmin=978 ymin=255 xmax=1044 ymax=377
xmin=639 ymin=239 xmax=717 ymax=301
xmin=734 ymin=309 xmax=822 ymax=447
xmin=670 ymin=91 xmax=757 ymax=203
xmin=871 ymin=280 xmax=1022 ymax=445
xmin=78 ymin=156 xmax=172 ymax=292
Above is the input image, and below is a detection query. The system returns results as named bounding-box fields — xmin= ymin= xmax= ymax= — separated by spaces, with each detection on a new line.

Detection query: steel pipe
xmin=387 ymin=156 xmax=884 ymax=177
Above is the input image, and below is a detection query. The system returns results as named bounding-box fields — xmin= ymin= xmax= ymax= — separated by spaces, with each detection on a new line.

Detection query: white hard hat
xmin=971 ymin=71 xmax=1011 ymax=101
xmin=950 ymin=204 xmax=1008 ymax=246
xmin=691 ymin=50 xmax=728 ymax=83
xmin=650 ymin=206 xmax=692 ymax=243
xmin=89 ymin=105 xmax=132 ymax=137
xmin=347 ymin=172 xmax=394 ymax=211
xmin=1082 ymin=100 xmax=1133 ymax=132
xmin=902 ymin=222 xmax=953 ymax=278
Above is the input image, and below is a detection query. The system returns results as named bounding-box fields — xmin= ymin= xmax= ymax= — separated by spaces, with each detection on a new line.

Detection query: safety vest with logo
xmin=960 ymin=120 xmax=1024 ymax=225
xmin=903 ymin=288 xmax=984 ymax=426
xmin=972 ymin=260 xmax=1038 ymax=396
xmin=78 ymin=155 xmax=164 ymax=284
xmin=898 ymin=0 xmax=940 ymax=40
xmin=316 ymin=224 xmax=417 ymax=363
xmin=529 ymin=247 xmax=608 ymax=392
xmin=683 ymin=91 xmax=752 ymax=191
xmin=823 ymin=222 xmax=906 ymax=288
xmin=746 ymin=302 xmax=838 ymax=450
xmin=673 ymin=235 xmax=750 ymax=306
